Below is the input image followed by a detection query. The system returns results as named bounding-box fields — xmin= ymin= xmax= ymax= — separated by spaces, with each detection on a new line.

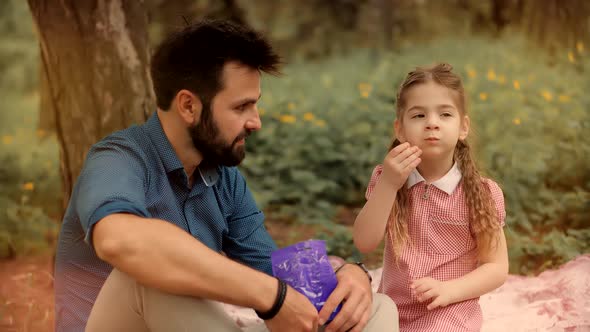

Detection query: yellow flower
xmin=479 ymin=92 xmax=488 ymax=101
xmin=22 ymin=182 xmax=35 ymax=191
xmin=467 ymin=69 xmax=477 ymax=78
xmin=314 ymin=119 xmax=326 ymax=128
xmin=487 ymin=69 xmax=496 ymax=81
xmin=513 ymin=118 xmax=521 ymax=125
xmin=497 ymin=75 xmax=506 ymax=85
xmin=568 ymin=51 xmax=575 ymax=63
xmin=287 ymin=102 xmax=296 ymax=111
xmin=258 ymin=108 xmax=266 ymax=116
xmin=36 ymin=129 xmax=47 ymax=138
xmin=279 ymin=115 xmax=296 ymax=124
xmin=513 ymin=80 xmax=520 ymax=90
xmin=540 ymin=90 xmax=553 ymax=102
xmin=303 ymin=112 xmax=315 ymax=121
xmin=558 ymin=95 xmax=571 ymax=103
xmin=358 ymin=82 xmax=372 ymax=98
xmin=358 ymin=82 xmax=372 ymax=92
xmin=2 ymin=135 xmax=13 ymax=145
xmin=576 ymin=41 xmax=584 ymax=53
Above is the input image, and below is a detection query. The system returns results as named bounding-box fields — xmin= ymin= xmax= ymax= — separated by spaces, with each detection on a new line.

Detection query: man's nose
xmin=246 ymin=109 xmax=262 ymax=131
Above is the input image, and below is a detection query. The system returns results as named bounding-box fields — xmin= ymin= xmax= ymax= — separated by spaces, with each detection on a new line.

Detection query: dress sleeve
xmin=485 ymin=179 xmax=506 ymax=227
xmin=365 ymin=164 xmax=384 ymax=201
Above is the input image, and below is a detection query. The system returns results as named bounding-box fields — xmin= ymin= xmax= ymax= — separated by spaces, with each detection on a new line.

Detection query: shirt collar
xmin=406 ymin=162 xmax=462 ymax=194
xmin=143 ymin=112 xmax=219 ymax=186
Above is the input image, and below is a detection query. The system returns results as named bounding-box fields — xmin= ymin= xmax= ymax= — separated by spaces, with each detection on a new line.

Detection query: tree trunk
xmin=27 ymin=0 xmax=155 ymax=214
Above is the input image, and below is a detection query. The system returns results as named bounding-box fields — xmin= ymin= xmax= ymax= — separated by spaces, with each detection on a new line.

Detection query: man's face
xmin=190 ymin=62 xmax=262 ymax=166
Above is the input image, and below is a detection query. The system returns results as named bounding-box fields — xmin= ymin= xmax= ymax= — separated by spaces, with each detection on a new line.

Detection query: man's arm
xmin=76 ymin=145 xmax=317 ymax=329
xmin=95 ymin=214 xmax=321 ymax=331
xmin=93 ymin=213 xmax=278 ymax=311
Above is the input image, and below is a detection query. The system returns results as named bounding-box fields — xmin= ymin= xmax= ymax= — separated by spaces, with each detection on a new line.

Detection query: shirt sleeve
xmin=74 ymin=139 xmax=150 ymax=247
xmin=223 ymin=168 xmax=277 ymax=275
xmin=365 ymin=164 xmax=384 ymax=201
xmin=485 ymin=179 xmax=506 ymax=227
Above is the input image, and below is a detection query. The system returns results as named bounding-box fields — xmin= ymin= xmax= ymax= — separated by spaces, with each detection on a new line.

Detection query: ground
xmin=0 ymin=255 xmax=54 ymax=332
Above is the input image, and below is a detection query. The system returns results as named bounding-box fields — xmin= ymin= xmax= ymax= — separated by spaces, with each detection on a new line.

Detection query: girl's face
xmin=395 ymin=81 xmax=469 ymax=162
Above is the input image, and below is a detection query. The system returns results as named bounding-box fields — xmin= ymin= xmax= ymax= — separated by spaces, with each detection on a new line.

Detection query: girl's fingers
xmin=419 ymin=289 xmax=437 ymax=302
xmin=388 ymin=142 xmax=410 ymax=157
xmin=427 ymin=297 xmax=442 ymax=311
xmin=399 ymin=150 xmax=422 ymax=169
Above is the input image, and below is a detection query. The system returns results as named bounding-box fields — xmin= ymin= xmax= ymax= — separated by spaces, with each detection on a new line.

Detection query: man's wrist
xmin=335 ymin=262 xmax=373 ymax=284
xmin=255 ymin=277 xmax=287 ymax=320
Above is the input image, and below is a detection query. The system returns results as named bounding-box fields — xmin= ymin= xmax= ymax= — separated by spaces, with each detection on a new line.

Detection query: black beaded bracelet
xmin=255 ymin=278 xmax=287 ymax=320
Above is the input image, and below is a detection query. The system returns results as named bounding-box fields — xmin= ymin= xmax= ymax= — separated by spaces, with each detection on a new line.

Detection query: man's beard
xmin=189 ymin=114 xmax=250 ymax=167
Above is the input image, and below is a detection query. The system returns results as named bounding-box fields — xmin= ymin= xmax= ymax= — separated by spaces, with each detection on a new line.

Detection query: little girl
xmin=353 ymin=63 xmax=508 ymax=331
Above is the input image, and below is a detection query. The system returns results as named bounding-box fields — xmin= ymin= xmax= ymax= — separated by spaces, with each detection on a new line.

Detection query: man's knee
xmin=373 ymin=293 xmax=398 ymax=317
xmin=366 ymin=293 xmax=399 ymax=331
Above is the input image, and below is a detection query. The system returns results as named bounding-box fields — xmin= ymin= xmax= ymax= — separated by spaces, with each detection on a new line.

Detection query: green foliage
xmin=0 ymin=197 xmax=57 ymax=259
xmin=0 ymin=0 xmax=60 ymax=256
xmin=317 ymin=226 xmax=363 ymax=263
xmin=241 ymin=36 xmax=590 ymax=274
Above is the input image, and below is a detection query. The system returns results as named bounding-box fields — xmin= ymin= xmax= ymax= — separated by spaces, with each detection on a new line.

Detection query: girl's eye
xmin=411 ymin=114 xmax=424 ymax=119
xmin=442 ymin=113 xmax=452 ymax=117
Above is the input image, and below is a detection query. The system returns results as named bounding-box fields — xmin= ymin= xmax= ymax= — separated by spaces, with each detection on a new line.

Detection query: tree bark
xmin=27 ymin=0 xmax=155 ymax=213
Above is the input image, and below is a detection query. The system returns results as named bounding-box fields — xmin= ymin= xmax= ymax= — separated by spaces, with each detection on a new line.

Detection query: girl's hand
xmin=410 ymin=277 xmax=456 ymax=310
xmin=381 ymin=142 xmax=422 ymax=191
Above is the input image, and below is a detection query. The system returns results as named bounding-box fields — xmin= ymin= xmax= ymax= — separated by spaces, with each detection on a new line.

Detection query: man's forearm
xmin=447 ymin=262 xmax=508 ymax=303
xmin=94 ymin=213 xmax=277 ymax=312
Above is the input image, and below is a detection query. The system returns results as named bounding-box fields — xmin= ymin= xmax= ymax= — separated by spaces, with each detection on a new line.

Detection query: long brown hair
xmin=387 ymin=63 xmax=500 ymax=259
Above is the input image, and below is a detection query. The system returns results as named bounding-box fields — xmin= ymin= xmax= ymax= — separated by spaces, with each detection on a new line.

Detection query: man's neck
xmin=157 ymin=109 xmax=203 ymax=181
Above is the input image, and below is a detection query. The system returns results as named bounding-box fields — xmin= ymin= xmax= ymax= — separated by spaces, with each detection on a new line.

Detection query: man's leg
xmin=363 ymin=293 xmax=399 ymax=331
xmin=86 ymin=269 xmax=242 ymax=332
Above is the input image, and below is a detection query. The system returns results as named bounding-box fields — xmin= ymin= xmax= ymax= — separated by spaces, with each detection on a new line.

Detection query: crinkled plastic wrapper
xmin=271 ymin=239 xmax=341 ymax=322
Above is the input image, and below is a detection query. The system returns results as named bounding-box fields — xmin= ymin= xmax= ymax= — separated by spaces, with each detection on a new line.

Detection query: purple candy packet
xmin=271 ymin=239 xmax=342 ymax=323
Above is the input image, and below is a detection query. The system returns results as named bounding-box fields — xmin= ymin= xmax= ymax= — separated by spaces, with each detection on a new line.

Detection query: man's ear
xmin=459 ymin=115 xmax=470 ymax=140
xmin=394 ymin=119 xmax=406 ymax=143
xmin=175 ymin=89 xmax=203 ymax=126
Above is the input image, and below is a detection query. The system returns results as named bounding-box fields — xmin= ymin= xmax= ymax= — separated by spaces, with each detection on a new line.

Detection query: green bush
xmin=241 ymin=36 xmax=590 ymax=274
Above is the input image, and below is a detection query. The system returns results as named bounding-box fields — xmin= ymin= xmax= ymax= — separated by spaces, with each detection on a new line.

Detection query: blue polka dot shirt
xmin=54 ymin=112 xmax=277 ymax=331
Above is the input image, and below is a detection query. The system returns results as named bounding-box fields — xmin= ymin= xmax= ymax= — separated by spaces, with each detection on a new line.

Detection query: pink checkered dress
xmin=366 ymin=164 xmax=506 ymax=332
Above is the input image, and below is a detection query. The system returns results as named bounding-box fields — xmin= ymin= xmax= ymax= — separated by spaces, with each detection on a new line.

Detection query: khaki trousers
xmin=86 ymin=269 xmax=399 ymax=332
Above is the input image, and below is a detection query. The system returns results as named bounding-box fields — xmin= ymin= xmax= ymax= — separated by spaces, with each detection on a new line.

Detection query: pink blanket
xmin=224 ymin=254 xmax=590 ymax=331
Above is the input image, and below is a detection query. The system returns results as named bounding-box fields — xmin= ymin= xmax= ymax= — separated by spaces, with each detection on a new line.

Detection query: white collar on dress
xmin=406 ymin=162 xmax=462 ymax=194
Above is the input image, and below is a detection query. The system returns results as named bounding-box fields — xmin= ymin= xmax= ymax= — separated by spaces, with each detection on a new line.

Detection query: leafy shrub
xmin=241 ymin=37 xmax=589 ymax=274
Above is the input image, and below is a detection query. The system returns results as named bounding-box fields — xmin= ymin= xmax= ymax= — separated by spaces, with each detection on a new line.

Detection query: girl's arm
xmin=353 ymin=176 xmax=398 ymax=253
xmin=447 ymin=227 xmax=509 ymax=302
xmin=412 ymin=227 xmax=509 ymax=310
xmin=353 ymin=143 xmax=422 ymax=253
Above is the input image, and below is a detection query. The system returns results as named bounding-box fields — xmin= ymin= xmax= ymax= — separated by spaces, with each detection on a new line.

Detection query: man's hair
xmin=150 ymin=19 xmax=282 ymax=110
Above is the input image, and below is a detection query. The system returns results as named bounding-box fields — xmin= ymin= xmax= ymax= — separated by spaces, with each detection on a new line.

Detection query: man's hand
xmin=265 ymin=285 xmax=319 ymax=332
xmin=319 ymin=264 xmax=373 ymax=332
xmin=411 ymin=277 xmax=456 ymax=310
xmin=381 ymin=142 xmax=422 ymax=191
